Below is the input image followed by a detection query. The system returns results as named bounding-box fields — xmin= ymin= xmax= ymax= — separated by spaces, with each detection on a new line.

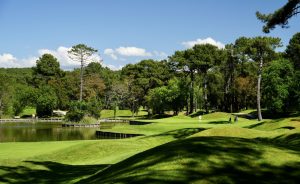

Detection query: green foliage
xmin=147 ymin=78 xmax=188 ymax=115
xmin=36 ymin=86 xmax=58 ymax=117
xmin=13 ymin=86 xmax=36 ymax=116
xmin=286 ymin=32 xmax=300 ymax=70
xmin=256 ymin=0 xmax=300 ymax=33
xmin=68 ymin=44 xmax=98 ymax=62
xmin=121 ymin=59 xmax=171 ymax=112
xmin=33 ymin=54 xmax=64 ymax=85
xmin=65 ymin=101 xmax=86 ymax=122
xmin=66 ymin=98 xmax=102 ymax=122
xmin=263 ymin=59 xmax=294 ymax=112
xmin=87 ymin=97 xmax=102 ymax=119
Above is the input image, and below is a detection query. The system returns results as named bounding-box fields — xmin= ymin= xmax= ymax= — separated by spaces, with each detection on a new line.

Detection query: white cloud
xmin=104 ymin=46 xmax=153 ymax=60
xmin=102 ymin=63 xmax=123 ymax=71
xmin=104 ymin=48 xmax=118 ymax=60
xmin=0 ymin=53 xmax=37 ymax=68
xmin=116 ymin=47 xmax=152 ymax=57
xmin=153 ymin=51 xmax=168 ymax=59
xmin=38 ymin=46 xmax=102 ymax=70
xmin=0 ymin=53 xmax=19 ymax=67
xmin=103 ymin=46 xmax=169 ymax=62
xmin=182 ymin=37 xmax=225 ymax=49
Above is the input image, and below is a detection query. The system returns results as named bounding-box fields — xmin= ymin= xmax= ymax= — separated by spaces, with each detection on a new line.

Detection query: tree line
xmin=0 ymin=33 xmax=299 ymax=121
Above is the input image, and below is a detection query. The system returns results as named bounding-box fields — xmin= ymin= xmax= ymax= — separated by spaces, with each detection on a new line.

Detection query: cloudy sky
xmin=0 ymin=0 xmax=299 ymax=70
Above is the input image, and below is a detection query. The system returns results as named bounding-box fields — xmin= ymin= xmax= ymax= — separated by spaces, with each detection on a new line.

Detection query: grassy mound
xmin=189 ymin=127 xmax=279 ymax=139
xmin=79 ymin=136 xmax=300 ymax=184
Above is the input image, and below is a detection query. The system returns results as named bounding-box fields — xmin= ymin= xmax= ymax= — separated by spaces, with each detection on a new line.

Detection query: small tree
xmin=68 ymin=44 xmax=98 ymax=102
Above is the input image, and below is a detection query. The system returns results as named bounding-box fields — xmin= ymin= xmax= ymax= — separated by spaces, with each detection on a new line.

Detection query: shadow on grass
xmin=277 ymin=126 xmax=295 ymax=130
xmin=208 ymin=120 xmax=230 ymax=124
xmin=255 ymin=133 xmax=300 ymax=151
xmin=144 ymin=128 xmax=207 ymax=139
xmin=79 ymin=136 xmax=300 ymax=184
xmin=0 ymin=161 xmax=109 ymax=184
xmin=189 ymin=110 xmax=208 ymax=118
xmin=246 ymin=122 xmax=266 ymax=129
xmin=248 ymin=110 xmax=300 ymax=119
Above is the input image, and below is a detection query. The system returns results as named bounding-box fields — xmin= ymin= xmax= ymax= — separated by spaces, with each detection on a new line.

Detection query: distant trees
xmin=1 ymin=35 xmax=299 ymax=120
xmin=257 ymin=0 xmax=300 ymax=33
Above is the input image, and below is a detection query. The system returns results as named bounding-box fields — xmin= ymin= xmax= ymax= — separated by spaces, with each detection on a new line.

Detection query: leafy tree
xmin=12 ymin=86 xmax=36 ymax=116
xmin=87 ymin=97 xmax=102 ymax=119
xmin=263 ymin=59 xmax=294 ymax=112
xmin=234 ymin=36 xmax=281 ymax=121
xmin=36 ymin=86 xmax=58 ymax=117
xmin=169 ymin=50 xmax=196 ymax=114
xmin=234 ymin=76 xmax=256 ymax=110
xmin=147 ymin=78 xmax=188 ymax=115
xmin=33 ymin=54 xmax=63 ymax=85
xmin=207 ymin=69 xmax=224 ymax=111
xmin=68 ymin=44 xmax=98 ymax=102
xmin=0 ymin=74 xmax=14 ymax=117
xmin=286 ymin=32 xmax=300 ymax=69
xmin=193 ymin=44 xmax=222 ymax=113
xmin=84 ymin=74 xmax=105 ymax=101
xmin=122 ymin=59 xmax=171 ymax=112
xmin=256 ymin=0 xmax=300 ymax=33
xmin=65 ymin=101 xmax=86 ymax=122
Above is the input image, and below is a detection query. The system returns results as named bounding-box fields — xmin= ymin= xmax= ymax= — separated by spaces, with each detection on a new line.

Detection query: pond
xmin=0 ymin=122 xmax=123 ymax=142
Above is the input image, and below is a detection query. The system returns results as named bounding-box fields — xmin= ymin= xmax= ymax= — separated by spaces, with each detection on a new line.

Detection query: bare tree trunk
xmin=80 ymin=59 xmax=84 ymax=102
xmin=257 ymin=57 xmax=263 ymax=121
xmin=189 ymin=71 xmax=194 ymax=114
xmin=204 ymin=72 xmax=208 ymax=114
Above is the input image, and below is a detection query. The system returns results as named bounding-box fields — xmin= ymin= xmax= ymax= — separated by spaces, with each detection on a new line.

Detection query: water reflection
xmin=0 ymin=122 xmax=119 ymax=142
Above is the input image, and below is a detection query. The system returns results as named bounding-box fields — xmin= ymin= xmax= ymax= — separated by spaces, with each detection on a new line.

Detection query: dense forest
xmin=0 ymin=34 xmax=299 ymax=120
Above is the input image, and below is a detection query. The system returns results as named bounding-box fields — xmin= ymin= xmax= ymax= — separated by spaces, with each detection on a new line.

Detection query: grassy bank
xmin=0 ymin=112 xmax=300 ymax=183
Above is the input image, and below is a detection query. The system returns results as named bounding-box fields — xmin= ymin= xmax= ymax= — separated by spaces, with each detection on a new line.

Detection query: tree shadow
xmin=277 ymin=126 xmax=295 ymax=130
xmin=0 ymin=161 xmax=109 ymax=184
xmin=189 ymin=110 xmax=208 ymax=118
xmin=208 ymin=120 xmax=231 ymax=124
xmin=79 ymin=136 xmax=300 ymax=184
xmin=248 ymin=110 xmax=300 ymax=119
xmin=246 ymin=122 xmax=266 ymax=129
xmin=144 ymin=128 xmax=207 ymax=139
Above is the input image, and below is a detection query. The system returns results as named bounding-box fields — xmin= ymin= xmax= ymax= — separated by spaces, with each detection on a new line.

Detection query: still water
xmin=0 ymin=122 xmax=117 ymax=142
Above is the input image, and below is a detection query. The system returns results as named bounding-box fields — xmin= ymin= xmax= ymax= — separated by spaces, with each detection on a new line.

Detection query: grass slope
xmin=80 ymin=136 xmax=300 ymax=184
xmin=0 ymin=112 xmax=300 ymax=183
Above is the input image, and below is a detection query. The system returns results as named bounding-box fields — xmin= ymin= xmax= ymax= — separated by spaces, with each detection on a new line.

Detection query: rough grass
xmin=0 ymin=111 xmax=300 ymax=183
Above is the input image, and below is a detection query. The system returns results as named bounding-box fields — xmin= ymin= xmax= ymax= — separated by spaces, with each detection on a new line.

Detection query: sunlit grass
xmin=0 ymin=111 xmax=300 ymax=183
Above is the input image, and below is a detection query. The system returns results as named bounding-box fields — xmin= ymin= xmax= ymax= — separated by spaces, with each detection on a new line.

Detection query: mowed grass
xmin=1 ymin=112 xmax=300 ymax=183
xmin=100 ymin=109 xmax=148 ymax=119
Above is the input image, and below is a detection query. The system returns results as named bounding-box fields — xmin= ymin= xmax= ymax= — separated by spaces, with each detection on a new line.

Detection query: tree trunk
xmin=189 ymin=71 xmax=194 ymax=114
xmin=257 ymin=57 xmax=263 ymax=121
xmin=79 ymin=59 xmax=84 ymax=102
xmin=203 ymin=72 xmax=208 ymax=114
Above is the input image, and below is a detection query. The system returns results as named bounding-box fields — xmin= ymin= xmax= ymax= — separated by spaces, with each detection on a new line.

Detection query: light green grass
xmin=100 ymin=109 xmax=148 ymax=119
xmin=20 ymin=107 xmax=36 ymax=117
xmin=0 ymin=112 xmax=300 ymax=183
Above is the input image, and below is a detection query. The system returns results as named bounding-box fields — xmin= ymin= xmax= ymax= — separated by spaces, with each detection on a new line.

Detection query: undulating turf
xmin=1 ymin=111 xmax=300 ymax=183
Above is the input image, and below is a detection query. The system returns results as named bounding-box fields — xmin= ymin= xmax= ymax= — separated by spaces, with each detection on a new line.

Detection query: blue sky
xmin=0 ymin=0 xmax=299 ymax=70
